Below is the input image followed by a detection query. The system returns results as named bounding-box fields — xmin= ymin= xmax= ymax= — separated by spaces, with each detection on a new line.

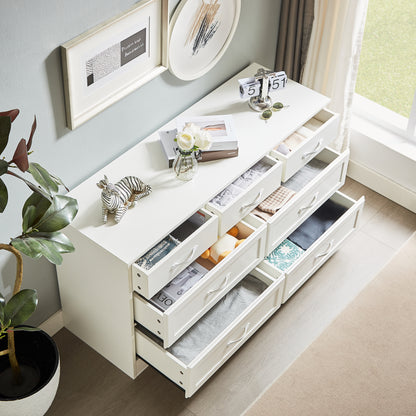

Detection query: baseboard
xmin=347 ymin=160 xmax=416 ymax=213
xmin=39 ymin=310 xmax=65 ymax=336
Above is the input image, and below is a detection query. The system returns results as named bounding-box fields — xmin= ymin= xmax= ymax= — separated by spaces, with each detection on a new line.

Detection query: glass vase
xmin=173 ymin=149 xmax=198 ymax=181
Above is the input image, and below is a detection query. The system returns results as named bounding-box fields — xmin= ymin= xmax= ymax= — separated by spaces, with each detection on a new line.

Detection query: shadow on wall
xmin=45 ymin=47 xmax=70 ymax=139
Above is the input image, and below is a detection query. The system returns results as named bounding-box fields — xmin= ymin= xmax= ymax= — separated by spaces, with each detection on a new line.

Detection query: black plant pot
xmin=0 ymin=328 xmax=60 ymax=415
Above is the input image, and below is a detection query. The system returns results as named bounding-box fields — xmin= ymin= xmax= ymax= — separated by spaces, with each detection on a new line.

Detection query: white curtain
xmin=301 ymin=0 xmax=368 ymax=152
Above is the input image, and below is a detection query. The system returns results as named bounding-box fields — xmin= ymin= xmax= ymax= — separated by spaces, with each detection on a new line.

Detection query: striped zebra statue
xmin=97 ymin=175 xmax=151 ymax=223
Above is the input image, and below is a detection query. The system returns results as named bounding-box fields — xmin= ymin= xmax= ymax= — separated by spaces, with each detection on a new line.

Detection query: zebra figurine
xmin=96 ymin=175 xmax=151 ymax=223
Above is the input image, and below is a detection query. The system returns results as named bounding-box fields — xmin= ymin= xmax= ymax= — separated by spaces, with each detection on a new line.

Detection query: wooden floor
xmin=46 ymin=178 xmax=416 ymax=416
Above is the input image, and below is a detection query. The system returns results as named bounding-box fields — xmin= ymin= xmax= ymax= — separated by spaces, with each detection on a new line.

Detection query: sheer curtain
xmin=301 ymin=0 xmax=368 ymax=152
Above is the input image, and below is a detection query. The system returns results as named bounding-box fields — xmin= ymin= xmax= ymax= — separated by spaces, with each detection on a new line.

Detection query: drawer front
xmin=270 ymin=109 xmax=340 ymax=181
xmin=135 ymin=268 xmax=285 ymax=398
xmin=206 ymin=155 xmax=282 ymax=236
xmin=132 ymin=209 xmax=219 ymax=299
xmin=134 ymin=216 xmax=267 ymax=347
xmin=282 ymin=192 xmax=364 ymax=302
xmin=266 ymin=148 xmax=349 ymax=254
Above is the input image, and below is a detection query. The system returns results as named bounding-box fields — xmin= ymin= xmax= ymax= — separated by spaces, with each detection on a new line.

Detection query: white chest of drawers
xmin=57 ymin=63 xmax=363 ymax=397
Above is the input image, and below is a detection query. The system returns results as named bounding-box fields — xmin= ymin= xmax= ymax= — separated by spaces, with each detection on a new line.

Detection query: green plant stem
xmin=0 ymin=243 xmax=23 ymax=382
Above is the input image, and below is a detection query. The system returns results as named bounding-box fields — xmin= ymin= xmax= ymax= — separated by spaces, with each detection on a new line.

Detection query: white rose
xmin=182 ymin=123 xmax=199 ymax=137
xmin=194 ymin=129 xmax=212 ymax=151
xmin=176 ymin=132 xmax=195 ymax=151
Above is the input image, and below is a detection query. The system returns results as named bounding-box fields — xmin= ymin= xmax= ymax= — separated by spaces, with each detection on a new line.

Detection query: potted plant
xmin=0 ymin=109 xmax=78 ymax=415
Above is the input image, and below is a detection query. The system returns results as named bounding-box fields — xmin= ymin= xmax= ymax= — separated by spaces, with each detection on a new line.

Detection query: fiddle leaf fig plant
xmin=0 ymin=109 xmax=78 ymax=381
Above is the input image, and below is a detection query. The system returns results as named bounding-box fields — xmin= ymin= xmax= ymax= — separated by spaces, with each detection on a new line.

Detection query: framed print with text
xmin=61 ymin=0 xmax=168 ymax=129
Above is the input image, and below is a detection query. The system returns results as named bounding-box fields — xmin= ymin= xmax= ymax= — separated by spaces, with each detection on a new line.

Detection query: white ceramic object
xmin=169 ymin=0 xmax=241 ymax=80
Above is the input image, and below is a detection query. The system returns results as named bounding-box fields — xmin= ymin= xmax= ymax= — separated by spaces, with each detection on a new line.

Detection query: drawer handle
xmin=207 ymin=273 xmax=231 ymax=295
xmin=227 ymin=323 xmax=250 ymax=346
xmin=315 ymin=239 xmax=334 ymax=259
xmin=302 ymin=138 xmax=323 ymax=160
xmin=240 ymin=188 xmax=264 ymax=211
xmin=297 ymin=192 xmax=318 ymax=215
xmin=169 ymin=245 xmax=198 ymax=273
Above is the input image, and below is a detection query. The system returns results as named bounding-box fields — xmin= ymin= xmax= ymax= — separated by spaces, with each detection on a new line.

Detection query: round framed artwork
xmin=168 ymin=0 xmax=241 ymax=81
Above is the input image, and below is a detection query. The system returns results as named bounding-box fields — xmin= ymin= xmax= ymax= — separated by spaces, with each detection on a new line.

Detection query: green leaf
xmin=0 ymin=292 xmax=5 ymax=323
xmin=11 ymin=171 xmax=52 ymax=201
xmin=49 ymin=173 xmax=69 ymax=192
xmin=0 ymin=177 xmax=7 ymax=213
xmin=0 ymin=116 xmax=11 ymax=155
xmin=22 ymin=192 xmax=51 ymax=232
xmin=28 ymin=162 xmax=59 ymax=194
xmin=11 ymin=237 xmax=63 ymax=264
xmin=34 ymin=231 xmax=75 ymax=253
xmin=32 ymin=194 xmax=78 ymax=233
xmin=22 ymin=205 xmax=37 ymax=234
xmin=4 ymin=289 xmax=38 ymax=327
xmin=11 ymin=236 xmax=44 ymax=260
xmin=11 ymin=231 xmax=75 ymax=265
xmin=0 ymin=159 xmax=8 ymax=175
xmin=10 ymin=326 xmax=40 ymax=332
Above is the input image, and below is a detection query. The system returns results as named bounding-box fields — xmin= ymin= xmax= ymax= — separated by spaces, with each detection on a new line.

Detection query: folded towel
xmin=265 ymin=239 xmax=304 ymax=271
xmin=288 ymin=198 xmax=348 ymax=250
xmin=257 ymin=186 xmax=296 ymax=214
xmin=283 ymin=158 xmax=328 ymax=192
xmin=251 ymin=207 xmax=273 ymax=221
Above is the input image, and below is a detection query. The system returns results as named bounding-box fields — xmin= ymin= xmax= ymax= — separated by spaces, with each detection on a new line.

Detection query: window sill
xmin=348 ymin=95 xmax=416 ymax=212
xmin=352 ymin=94 xmax=416 ymax=162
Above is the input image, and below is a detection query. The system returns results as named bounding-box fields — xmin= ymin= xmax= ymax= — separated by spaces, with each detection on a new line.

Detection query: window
xmin=354 ymin=0 xmax=416 ymax=140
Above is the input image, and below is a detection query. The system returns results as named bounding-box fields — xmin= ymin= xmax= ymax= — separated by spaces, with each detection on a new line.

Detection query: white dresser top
xmin=68 ymin=63 xmax=330 ymax=265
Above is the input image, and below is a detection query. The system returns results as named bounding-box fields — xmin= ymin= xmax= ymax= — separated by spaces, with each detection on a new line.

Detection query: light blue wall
xmin=0 ymin=0 xmax=281 ymax=325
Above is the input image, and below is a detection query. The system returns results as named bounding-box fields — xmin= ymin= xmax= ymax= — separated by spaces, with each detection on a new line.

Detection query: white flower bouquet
xmin=176 ymin=123 xmax=212 ymax=152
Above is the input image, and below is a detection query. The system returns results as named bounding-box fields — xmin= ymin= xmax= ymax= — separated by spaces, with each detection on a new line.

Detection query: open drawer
xmin=132 ymin=209 xmax=218 ymax=299
xmin=270 ymin=109 xmax=340 ymax=181
xmin=135 ymin=267 xmax=285 ymax=398
xmin=205 ymin=155 xmax=282 ymax=236
xmin=261 ymin=148 xmax=349 ymax=254
xmin=262 ymin=191 xmax=364 ymax=303
xmin=134 ymin=215 xmax=267 ymax=347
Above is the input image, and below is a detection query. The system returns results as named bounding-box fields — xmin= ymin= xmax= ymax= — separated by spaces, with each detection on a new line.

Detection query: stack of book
xmin=159 ymin=115 xmax=239 ymax=167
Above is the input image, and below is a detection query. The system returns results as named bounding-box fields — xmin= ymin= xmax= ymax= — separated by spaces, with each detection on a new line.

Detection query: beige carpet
xmin=245 ymin=232 xmax=416 ymax=416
